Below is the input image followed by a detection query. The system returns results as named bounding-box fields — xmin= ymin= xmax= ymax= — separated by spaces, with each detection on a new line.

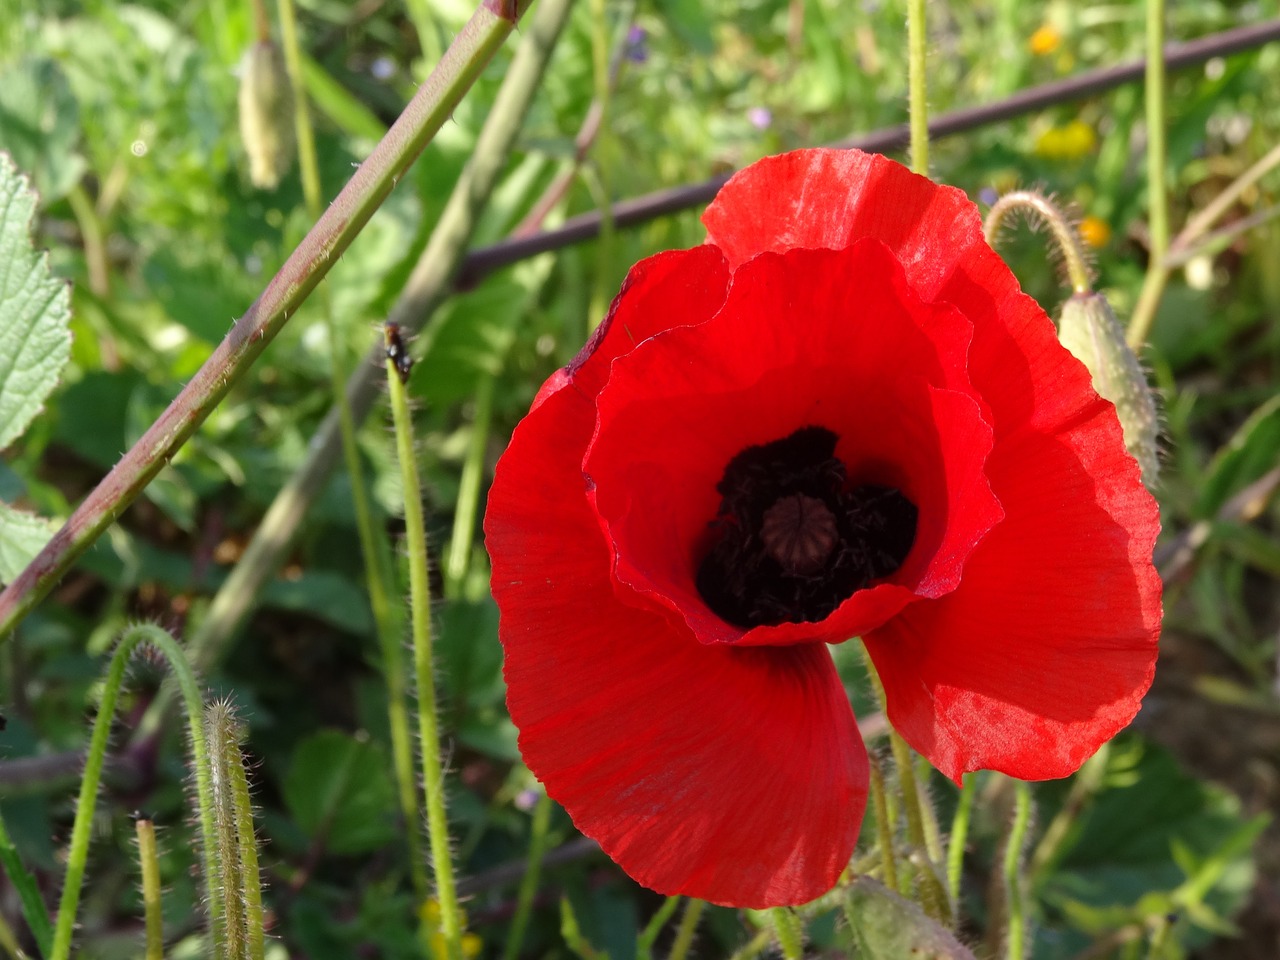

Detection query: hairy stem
xmin=50 ymin=624 xmax=214 ymax=960
xmin=276 ymin=0 xmax=425 ymax=901
xmin=984 ymin=191 xmax=1094 ymax=294
xmin=385 ymin=333 xmax=464 ymax=960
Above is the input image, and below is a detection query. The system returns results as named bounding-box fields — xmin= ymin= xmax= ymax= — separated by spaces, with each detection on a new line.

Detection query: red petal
xmin=537 ymin=244 xmax=729 ymax=408
xmin=707 ymin=147 xmax=1162 ymax=777
xmin=585 ymin=241 xmax=1002 ymax=646
xmin=702 ymin=148 xmax=979 ymax=296
xmin=486 ymin=377 xmax=867 ymax=908
xmin=864 ymin=410 xmax=1161 ymax=782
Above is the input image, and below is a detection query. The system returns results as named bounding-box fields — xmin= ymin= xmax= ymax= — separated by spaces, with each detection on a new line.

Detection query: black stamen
xmin=695 ymin=426 xmax=918 ymax=628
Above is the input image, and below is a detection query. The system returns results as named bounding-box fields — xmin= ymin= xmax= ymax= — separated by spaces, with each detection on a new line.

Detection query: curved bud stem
xmin=984 ymin=191 xmax=1094 ymax=295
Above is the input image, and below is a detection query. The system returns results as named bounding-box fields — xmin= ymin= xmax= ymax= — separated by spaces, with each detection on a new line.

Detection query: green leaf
xmin=0 ymin=152 xmax=72 ymax=450
xmin=281 ymin=731 xmax=397 ymax=855
xmin=0 ymin=503 xmax=57 ymax=586
xmin=1197 ymin=393 xmax=1280 ymax=518
xmin=0 ymin=809 xmax=54 ymax=957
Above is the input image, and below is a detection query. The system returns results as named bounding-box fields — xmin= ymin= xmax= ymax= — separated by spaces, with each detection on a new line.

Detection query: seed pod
xmin=238 ymin=40 xmax=295 ymax=190
xmin=1057 ymin=291 xmax=1160 ymax=487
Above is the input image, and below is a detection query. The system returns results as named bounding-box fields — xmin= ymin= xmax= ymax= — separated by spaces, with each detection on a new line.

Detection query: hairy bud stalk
xmin=238 ymin=40 xmax=295 ymax=190
xmin=1057 ymin=292 xmax=1161 ymax=488
xmin=204 ymin=700 xmax=265 ymax=960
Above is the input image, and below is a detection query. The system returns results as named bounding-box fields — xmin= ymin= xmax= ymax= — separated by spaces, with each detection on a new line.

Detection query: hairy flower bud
xmin=1057 ymin=291 xmax=1160 ymax=487
xmin=238 ymin=40 xmax=295 ymax=190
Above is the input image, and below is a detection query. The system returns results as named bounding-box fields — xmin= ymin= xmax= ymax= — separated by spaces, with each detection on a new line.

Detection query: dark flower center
xmin=694 ymin=426 xmax=918 ymax=628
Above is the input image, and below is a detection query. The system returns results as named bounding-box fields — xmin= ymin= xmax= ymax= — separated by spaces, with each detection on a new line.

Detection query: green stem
xmin=502 ymin=791 xmax=555 ymax=960
xmin=947 ymin=773 xmax=977 ymax=907
xmin=0 ymin=0 xmax=528 ymax=642
xmin=276 ymin=0 xmax=426 ymax=902
xmin=863 ymin=647 xmax=950 ymax=924
xmin=771 ymin=908 xmax=804 ymax=960
xmin=667 ymin=898 xmax=706 ymax=960
xmin=983 ymin=191 xmax=1094 ymax=294
xmin=1145 ymin=0 xmax=1169 ymax=267
xmin=867 ymin=751 xmax=900 ymax=894
xmin=50 ymin=624 xmax=215 ymax=960
xmin=225 ymin=713 xmax=265 ymax=960
xmin=135 ymin=818 xmax=165 ymax=960
xmin=166 ymin=0 xmax=570 ymax=678
xmin=1002 ymin=781 xmax=1033 ymax=960
xmin=207 ymin=706 xmax=246 ymax=960
xmin=445 ymin=373 xmax=496 ymax=596
xmin=65 ymin=183 xmax=110 ymax=298
xmin=636 ymin=897 xmax=683 ymax=960
xmin=385 ymin=340 xmax=465 ymax=960
xmin=1128 ymin=0 xmax=1168 ymax=348
xmin=906 ymin=0 xmax=929 ymax=175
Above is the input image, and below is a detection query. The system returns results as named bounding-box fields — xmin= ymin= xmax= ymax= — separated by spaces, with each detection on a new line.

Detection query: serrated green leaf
xmin=0 ymin=502 xmax=57 ymax=586
xmin=0 ymin=152 xmax=72 ymax=450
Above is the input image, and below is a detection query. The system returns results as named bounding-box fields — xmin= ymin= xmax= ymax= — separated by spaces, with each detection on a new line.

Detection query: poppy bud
xmin=238 ymin=40 xmax=295 ymax=190
xmin=1057 ymin=291 xmax=1160 ymax=487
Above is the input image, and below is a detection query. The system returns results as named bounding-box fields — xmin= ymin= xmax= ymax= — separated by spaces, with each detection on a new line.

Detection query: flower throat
xmin=695 ymin=426 xmax=917 ymax=628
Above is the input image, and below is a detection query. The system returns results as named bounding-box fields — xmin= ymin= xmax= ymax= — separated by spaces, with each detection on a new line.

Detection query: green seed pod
xmin=1057 ymin=291 xmax=1160 ymax=487
xmin=237 ymin=40 xmax=295 ymax=190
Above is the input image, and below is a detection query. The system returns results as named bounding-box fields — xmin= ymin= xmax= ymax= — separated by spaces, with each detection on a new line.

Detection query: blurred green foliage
xmin=2 ymin=0 xmax=1280 ymax=957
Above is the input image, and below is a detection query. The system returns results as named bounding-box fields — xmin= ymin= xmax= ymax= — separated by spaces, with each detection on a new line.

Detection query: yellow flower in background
xmin=419 ymin=900 xmax=483 ymax=960
xmin=1035 ymin=119 xmax=1098 ymax=160
xmin=1030 ymin=24 xmax=1063 ymax=56
xmin=1078 ymin=216 xmax=1112 ymax=248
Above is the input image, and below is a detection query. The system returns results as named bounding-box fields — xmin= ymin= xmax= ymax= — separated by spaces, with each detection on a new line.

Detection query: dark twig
xmin=457 ymin=18 xmax=1280 ymax=286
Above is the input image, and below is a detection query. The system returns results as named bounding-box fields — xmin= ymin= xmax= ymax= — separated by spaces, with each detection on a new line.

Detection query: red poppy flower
xmin=485 ymin=149 xmax=1161 ymax=908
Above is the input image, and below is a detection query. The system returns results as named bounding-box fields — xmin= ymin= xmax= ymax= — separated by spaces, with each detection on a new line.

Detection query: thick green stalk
xmin=206 ymin=704 xmax=246 ymax=960
xmin=385 ymin=343 xmax=464 ymax=960
xmin=0 ymin=0 xmax=528 ymax=642
xmin=867 ymin=751 xmax=900 ymax=894
xmin=444 ymin=373 xmax=496 ymax=596
xmin=771 ymin=908 xmax=804 ymax=960
xmin=501 ymin=791 xmax=555 ymax=960
xmin=223 ymin=708 xmax=265 ymax=960
xmin=1127 ymin=0 xmax=1169 ymax=347
xmin=667 ymin=899 xmax=706 ymax=960
xmin=50 ymin=624 xmax=215 ymax=960
xmin=863 ymin=647 xmax=950 ymax=924
xmin=906 ymin=0 xmax=929 ymax=175
xmin=173 ymin=0 xmax=570 ymax=675
xmin=134 ymin=818 xmax=165 ymax=960
xmin=276 ymin=0 xmax=426 ymax=901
